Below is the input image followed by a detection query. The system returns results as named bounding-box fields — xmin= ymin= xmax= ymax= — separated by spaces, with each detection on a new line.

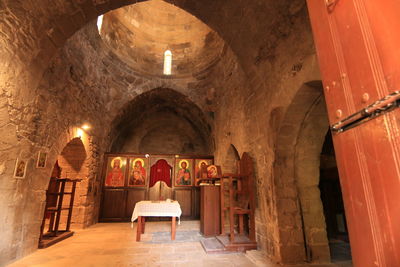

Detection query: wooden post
xmin=171 ymin=216 xmax=176 ymax=240
xmin=238 ymin=215 xmax=244 ymax=235
xmin=136 ymin=216 xmax=142 ymax=242
xmin=141 ymin=216 xmax=145 ymax=234
xmin=48 ymin=179 xmax=60 ymax=232
xmin=39 ymin=190 xmax=50 ymax=242
xmin=53 ymin=180 xmax=66 ymax=236
xmin=220 ymin=177 xmax=225 ymax=235
xmin=66 ymin=181 xmax=77 ymax=231
xmin=229 ymin=175 xmax=235 ymax=242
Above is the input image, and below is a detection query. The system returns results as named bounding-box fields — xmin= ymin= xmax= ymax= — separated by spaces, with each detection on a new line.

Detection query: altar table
xmin=131 ymin=200 xmax=182 ymax=241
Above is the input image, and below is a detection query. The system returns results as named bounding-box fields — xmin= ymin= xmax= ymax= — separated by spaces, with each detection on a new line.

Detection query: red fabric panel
xmin=150 ymin=159 xmax=172 ymax=187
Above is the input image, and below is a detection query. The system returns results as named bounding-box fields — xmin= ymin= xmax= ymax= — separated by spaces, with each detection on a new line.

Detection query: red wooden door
xmin=306 ymin=1 xmax=400 ymax=266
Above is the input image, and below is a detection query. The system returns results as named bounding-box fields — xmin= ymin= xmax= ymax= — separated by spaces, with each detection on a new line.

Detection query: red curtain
xmin=149 ymin=159 xmax=172 ymax=187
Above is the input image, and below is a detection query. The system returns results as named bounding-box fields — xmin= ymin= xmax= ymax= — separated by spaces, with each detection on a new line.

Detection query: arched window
xmin=97 ymin=15 xmax=104 ymax=33
xmin=163 ymin=50 xmax=172 ymax=75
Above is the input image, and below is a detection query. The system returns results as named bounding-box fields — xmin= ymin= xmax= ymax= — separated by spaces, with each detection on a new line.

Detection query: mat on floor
xmin=145 ymin=230 xmax=205 ymax=243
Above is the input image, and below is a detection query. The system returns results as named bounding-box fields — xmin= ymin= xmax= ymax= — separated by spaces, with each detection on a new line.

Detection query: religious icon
xmin=175 ymin=159 xmax=193 ymax=186
xmin=14 ymin=158 xmax=28 ymax=179
xmin=128 ymin=157 xmax=147 ymax=186
xmin=194 ymin=159 xmax=213 ymax=185
xmin=36 ymin=151 xmax=47 ymax=168
xmin=104 ymin=157 xmax=127 ymax=187
xmin=207 ymin=165 xmax=219 ymax=178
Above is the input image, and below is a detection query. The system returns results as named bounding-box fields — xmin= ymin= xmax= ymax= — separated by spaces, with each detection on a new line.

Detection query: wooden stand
xmin=39 ymin=178 xmax=81 ymax=248
xmin=201 ymin=153 xmax=257 ymax=253
xmin=200 ymin=185 xmax=221 ymax=236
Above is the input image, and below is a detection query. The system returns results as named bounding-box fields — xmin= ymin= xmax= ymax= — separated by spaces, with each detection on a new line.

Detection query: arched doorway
xmin=319 ymin=131 xmax=351 ymax=262
xmin=274 ymin=81 xmax=353 ymax=264
xmin=45 ymin=137 xmax=89 ymax=229
xmin=38 ymin=137 xmax=90 ymax=247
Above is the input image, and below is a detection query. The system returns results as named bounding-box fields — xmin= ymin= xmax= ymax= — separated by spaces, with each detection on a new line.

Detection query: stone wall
xmin=0 ymin=0 xmax=335 ymax=266
xmin=206 ymin=6 xmax=324 ymax=263
xmin=0 ymin=14 xmax=234 ymax=264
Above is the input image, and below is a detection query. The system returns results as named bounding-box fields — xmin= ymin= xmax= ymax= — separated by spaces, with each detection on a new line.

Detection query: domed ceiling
xmin=100 ymin=0 xmax=225 ymax=78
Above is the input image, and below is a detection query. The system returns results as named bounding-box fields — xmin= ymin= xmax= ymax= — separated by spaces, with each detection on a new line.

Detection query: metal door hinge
xmin=331 ymin=91 xmax=400 ymax=133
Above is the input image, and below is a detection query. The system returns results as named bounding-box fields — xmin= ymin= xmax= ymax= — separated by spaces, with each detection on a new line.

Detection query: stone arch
xmin=44 ymin=128 xmax=97 ymax=229
xmin=274 ymin=81 xmax=332 ymax=264
xmin=109 ymin=87 xmax=213 ymax=154
xmin=223 ymin=144 xmax=240 ymax=173
xmin=294 ymin=93 xmax=330 ymax=263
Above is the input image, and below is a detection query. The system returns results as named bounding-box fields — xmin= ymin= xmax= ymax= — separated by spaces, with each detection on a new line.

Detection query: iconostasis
xmin=100 ymin=154 xmax=213 ymax=222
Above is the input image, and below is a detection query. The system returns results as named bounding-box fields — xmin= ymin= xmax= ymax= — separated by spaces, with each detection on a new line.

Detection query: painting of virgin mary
xmin=128 ymin=157 xmax=147 ymax=186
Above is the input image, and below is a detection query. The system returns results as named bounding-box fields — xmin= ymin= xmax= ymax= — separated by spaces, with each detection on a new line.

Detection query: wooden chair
xmin=221 ymin=153 xmax=256 ymax=243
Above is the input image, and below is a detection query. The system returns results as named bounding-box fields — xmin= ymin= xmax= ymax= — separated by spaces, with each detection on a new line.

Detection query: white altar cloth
xmin=131 ymin=200 xmax=182 ymax=224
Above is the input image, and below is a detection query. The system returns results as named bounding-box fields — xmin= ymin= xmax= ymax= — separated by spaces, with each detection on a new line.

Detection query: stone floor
xmin=329 ymin=240 xmax=352 ymax=262
xmin=7 ymin=221 xmax=352 ymax=267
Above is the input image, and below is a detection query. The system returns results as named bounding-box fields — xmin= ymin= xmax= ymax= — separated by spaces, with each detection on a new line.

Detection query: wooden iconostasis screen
xmin=100 ymin=154 xmax=213 ymax=222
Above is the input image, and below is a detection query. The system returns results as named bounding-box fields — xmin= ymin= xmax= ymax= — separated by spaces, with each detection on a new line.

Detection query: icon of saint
xmin=177 ymin=161 xmax=191 ymax=185
xmin=15 ymin=160 xmax=26 ymax=177
xmin=106 ymin=158 xmax=124 ymax=187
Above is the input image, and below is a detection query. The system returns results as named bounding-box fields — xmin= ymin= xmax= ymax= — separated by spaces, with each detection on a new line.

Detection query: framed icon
xmin=175 ymin=158 xmax=193 ymax=186
xmin=128 ymin=157 xmax=148 ymax=187
xmin=104 ymin=157 xmax=127 ymax=187
xmin=36 ymin=151 xmax=47 ymax=168
xmin=14 ymin=158 xmax=28 ymax=179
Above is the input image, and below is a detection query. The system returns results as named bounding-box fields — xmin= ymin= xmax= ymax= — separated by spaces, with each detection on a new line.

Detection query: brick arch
xmin=43 ymin=128 xmax=97 ymax=229
xmin=58 ymin=137 xmax=87 ymax=179
xmin=273 ymin=81 xmax=331 ymax=264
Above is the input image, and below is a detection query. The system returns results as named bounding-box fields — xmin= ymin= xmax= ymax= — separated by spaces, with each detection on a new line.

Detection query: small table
xmin=131 ymin=200 xmax=182 ymax=241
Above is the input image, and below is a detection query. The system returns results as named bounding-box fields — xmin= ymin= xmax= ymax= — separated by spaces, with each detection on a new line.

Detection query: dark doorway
xmin=319 ymin=131 xmax=352 ymax=262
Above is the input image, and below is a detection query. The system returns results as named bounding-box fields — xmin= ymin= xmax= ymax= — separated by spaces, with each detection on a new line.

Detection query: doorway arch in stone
xmin=293 ymin=91 xmax=330 ymax=263
xmin=274 ymin=81 xmax=334 ymax=263
xmin=48 ymin=137 xmax=90 ymax=229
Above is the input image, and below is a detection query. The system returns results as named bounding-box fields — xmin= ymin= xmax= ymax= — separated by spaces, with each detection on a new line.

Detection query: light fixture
xmin=82 ymin=124 xmax=91 ymax=130
xmin=76 ymin=128 xmax=84 ymax=139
